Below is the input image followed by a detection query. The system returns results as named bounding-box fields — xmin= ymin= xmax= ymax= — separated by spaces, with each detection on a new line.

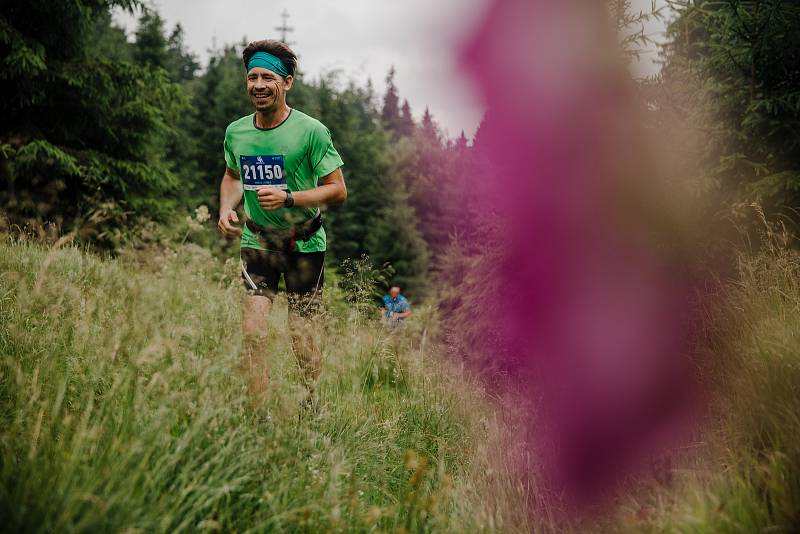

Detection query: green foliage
xmin=2 ymin=4 xmax=442 ymax=290
xmin=132 ymin=10 xmax=198 ymax=83
xmin=339 ymin=253 xmax=394 ymax=319
xmin=181 ymin=44 xmax=251 ymax=204
xmin=611 ymin=0 xmax=665 ymax=66
xmin=165 ymin=23 xmax=199 ymax=83
xmin=133 ymin=9 xmax=168 ymax=70
xmin=659 ymin=0 xmax=800 ymax=219
xmin=400 ymin=99 xmax=416 ymax=137
xmin=420 ymin=107 xmax=439 ymax=141
xmin=395 ymin=130 xmax=469 ymax=251
xmin=0 ymin=0 xmax=189 ymax=248
xmin=381 ymin=66 xmax=403 ymax=136
xmin=87 ymin=9 xmax=132 ymax=63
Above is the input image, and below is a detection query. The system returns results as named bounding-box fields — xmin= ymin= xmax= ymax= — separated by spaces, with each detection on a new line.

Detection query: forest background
xmin=3 ymin=1 xmax=798 ymax=301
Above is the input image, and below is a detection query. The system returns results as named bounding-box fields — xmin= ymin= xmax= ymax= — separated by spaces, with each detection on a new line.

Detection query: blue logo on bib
xmin=240 ymin=155 xmax=286 ymax=191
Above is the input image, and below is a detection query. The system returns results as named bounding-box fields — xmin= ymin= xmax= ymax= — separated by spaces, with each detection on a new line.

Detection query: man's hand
xmin=257 ymin=186 xmax=288 ymax=211
xmin=217 ymin=208 xmax=242 ymax=239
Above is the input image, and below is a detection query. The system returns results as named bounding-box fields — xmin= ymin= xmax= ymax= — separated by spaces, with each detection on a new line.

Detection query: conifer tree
xmin=659 ymin=0 xmax=800 ymax=217
xmin=472 ymin=114 xmax=488 ymax=154
xmin=455 ymin=130 xmax=468 ymax=151
xmin=187 ymin=45 xmax=252 ymax=200
xmin=381 ymin=66 xmax=402 ymax=136
xmin=166 ymin=23 xmax=199 ymax=83
xmin=421 ymin=107 xmax=439 ymax=142
xmin=133 ymin=9 xmax=169 ymax=70
xmin=89 ymin=9 xmax=133 ymax=62
xmin=399 ymin=99 xmax=415 ymax=137
xmin=0 ymin=0 xmax=187 ymax=245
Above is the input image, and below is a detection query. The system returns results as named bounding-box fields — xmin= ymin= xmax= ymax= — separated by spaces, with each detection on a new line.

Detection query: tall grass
xmin=0 ymin=235 xmax=529 ymax=533
xmin=2 ymin=229 xmax=799 ymax=532
xmin=599 ymin=233 xmax=800 ymax=533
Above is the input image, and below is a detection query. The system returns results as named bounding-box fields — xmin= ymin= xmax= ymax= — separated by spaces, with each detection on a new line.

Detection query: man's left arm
xmin=258 ymin=167 xmax=347 ymax=211
xmin=257 ymin=168 xmax=346 ymax=210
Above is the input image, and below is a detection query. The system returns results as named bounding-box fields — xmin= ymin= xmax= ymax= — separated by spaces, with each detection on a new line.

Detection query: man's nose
xmin=254 ymin=78 xmax=268 ymax=90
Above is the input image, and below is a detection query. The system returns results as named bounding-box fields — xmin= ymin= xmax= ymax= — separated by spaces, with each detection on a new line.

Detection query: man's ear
xmin=284 ymin=75 xmax=294 ymax=91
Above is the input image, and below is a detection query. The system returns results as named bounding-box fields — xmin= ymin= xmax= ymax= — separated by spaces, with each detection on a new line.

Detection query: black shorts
xmin=241 ymin=248 xmax=325 ymax=316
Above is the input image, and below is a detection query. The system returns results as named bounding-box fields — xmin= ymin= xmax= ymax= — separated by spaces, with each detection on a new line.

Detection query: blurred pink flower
xmin=459 ymin=0 xmax=702 ymax=508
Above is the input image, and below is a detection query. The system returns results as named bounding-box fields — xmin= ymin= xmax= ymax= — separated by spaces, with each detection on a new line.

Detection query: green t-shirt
xmin=223 ymin=109 xmax=344 ymax=252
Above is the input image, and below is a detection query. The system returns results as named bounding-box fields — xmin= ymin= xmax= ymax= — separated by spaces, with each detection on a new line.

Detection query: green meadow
xmin=2 ymin=231 xmax=799 ymax=533
xmin=0 ymin=235 xmax=529 ymax=533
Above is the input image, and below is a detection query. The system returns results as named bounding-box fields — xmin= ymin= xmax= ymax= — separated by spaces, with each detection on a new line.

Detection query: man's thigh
xmin=241 ymin=248 xmax=285 ymax=337
xmin=241 ymin=247 xmax=283 ymax=300
xmin=285 ymin=251 xmax=325 ymax=317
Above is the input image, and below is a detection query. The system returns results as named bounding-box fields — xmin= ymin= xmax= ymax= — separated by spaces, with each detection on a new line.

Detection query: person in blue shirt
xmin=381 ymin=286 xmax=412 ymax=326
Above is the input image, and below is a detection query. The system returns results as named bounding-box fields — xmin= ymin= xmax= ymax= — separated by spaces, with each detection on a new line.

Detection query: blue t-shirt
xmin=383 ymin=294 xmax=409 ymax=321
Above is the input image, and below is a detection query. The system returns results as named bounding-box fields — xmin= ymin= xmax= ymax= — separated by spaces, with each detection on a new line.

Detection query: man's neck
xmin=254 ymin=103 xmax=290 ymax=129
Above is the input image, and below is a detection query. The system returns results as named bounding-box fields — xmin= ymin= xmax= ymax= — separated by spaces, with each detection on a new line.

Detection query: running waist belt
xmin=245 ymin=210 xmax=323 ymax=252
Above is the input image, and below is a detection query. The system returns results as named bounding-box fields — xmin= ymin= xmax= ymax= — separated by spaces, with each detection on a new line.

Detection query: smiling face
xmin=247 ymin=67 xmax=293 ymax=112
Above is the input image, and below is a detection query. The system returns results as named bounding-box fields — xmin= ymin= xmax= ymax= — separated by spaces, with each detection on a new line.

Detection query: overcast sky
xmin=114 ymin=0 xmax=668 ymax=140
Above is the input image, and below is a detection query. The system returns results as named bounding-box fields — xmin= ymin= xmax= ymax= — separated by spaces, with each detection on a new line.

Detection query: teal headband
xmin=247 ymin=51 xmax=290 ymax=77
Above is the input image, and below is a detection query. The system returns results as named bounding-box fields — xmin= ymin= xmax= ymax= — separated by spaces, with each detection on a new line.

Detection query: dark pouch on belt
xmin=246 ymin=212 xmax=323 ymax=253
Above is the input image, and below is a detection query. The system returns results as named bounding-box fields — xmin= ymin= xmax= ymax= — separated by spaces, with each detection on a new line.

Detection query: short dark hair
xmin=242 ymin=39 xmax=297 ymax=77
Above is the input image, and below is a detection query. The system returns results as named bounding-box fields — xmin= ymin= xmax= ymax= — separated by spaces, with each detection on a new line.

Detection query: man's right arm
xmin=218 ymin=167 xmax=243 ymax=239
xmin=394 ymin=300 xmax=412 ymax=319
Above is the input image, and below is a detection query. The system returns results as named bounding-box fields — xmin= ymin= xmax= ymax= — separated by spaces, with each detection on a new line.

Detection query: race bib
xmin=240 ymin=155 xmax=287 ymax=191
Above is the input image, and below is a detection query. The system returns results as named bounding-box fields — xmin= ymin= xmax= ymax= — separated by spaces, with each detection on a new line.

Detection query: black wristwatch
xmin=284 ymin=190 xmax=294 ymax=208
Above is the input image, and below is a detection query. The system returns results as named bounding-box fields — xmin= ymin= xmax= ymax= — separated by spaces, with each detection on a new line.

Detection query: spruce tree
xmin=421 ymin=107 xmax=439 ymax=142
xmin=0 ymin=0 xmax=187 ymax=246
xmin=133 ymin=9 xmax=169 ymax=70
xmin=381 ymin=66 xmax=402 ymax=136
xmin=166 ymin=23 xmax=199 ymax=83
xmin=455 ymin=130 xmax=468 ymax=151
xmin=472 ymin=114 xmax=488 ymax=154
xmin=659 ymin=0 xmax=800 ymax=218
xmin=187 ymin=44 xmax=252 ymax=201
xmin=399 ymin=99 xmax=415 ymax=137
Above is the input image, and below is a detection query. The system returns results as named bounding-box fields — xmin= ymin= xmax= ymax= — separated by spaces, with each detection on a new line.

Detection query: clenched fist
xmin=257 ymin=186 xmax=288 ymax=211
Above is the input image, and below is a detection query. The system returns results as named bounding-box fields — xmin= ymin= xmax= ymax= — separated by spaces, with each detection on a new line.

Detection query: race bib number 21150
xmin=240 ymin=155 xmax=287 ymax=191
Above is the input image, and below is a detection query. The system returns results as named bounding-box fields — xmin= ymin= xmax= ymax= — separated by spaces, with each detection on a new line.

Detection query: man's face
xmin=247 ymin=67 xmax=292 ymax=111
xmin=390 ymin=287 xmax=400 ymax=299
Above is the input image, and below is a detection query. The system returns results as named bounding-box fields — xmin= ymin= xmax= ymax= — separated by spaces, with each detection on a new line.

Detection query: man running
xmin=217 ymin=39 xmax=346 ymax=413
